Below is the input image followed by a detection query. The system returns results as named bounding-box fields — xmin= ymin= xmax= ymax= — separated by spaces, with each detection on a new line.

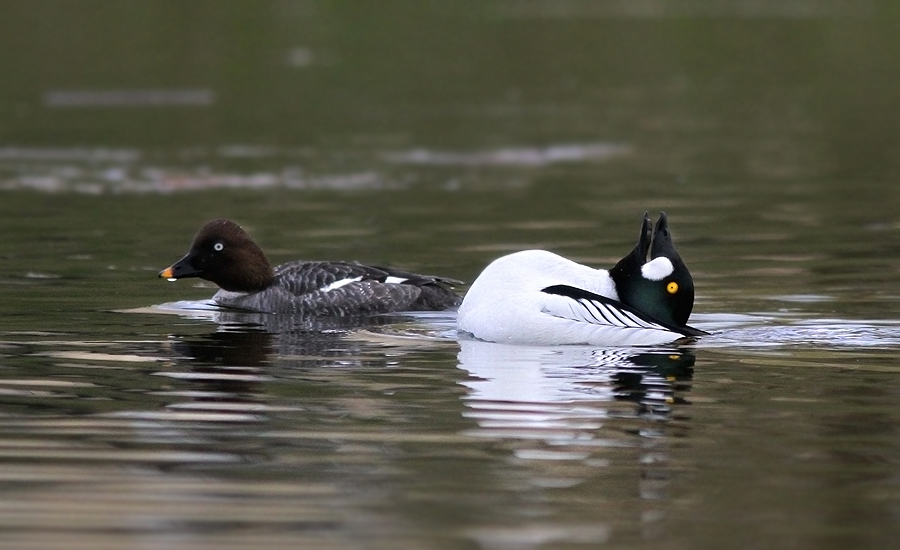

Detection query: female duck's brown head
xmin=159 ymin=219 xmax=275 ymax=292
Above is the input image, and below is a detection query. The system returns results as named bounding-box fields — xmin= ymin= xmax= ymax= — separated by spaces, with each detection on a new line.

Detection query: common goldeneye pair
xmin=160 ymin=213 xmax=705 ymax=345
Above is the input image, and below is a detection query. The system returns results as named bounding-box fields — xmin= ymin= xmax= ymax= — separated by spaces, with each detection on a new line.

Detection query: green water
xmin=1 ymin=2 xmax=900 ymax=549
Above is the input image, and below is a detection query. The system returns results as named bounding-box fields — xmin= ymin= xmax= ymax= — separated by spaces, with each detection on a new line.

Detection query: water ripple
xmin=693 ymin=313 xmax=900 ymax=350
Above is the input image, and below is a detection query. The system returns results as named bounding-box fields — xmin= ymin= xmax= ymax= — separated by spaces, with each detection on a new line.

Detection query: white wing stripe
xmin=574 ymin=298 xmax=668 ymax=331
xmin=577 ymin=300 xmax=603 ymax=324
xmin=605 ymin=303 xmax=634 ymax=327
xmin=597 ymin=301 xmax=630 ymax=327
xmin=585 ymin=300 xmax=624 ymax=327
xmin=544 ymin=292 xmax=676 ymax=334
xmin=621 ymin=308 xmax=660 ymax=329
xmin=578 ymin=300 xmax=624 ymax=327
xmin=618 ymin=307 xmax=658 ymax=329
xmin=569 ymin=300 xmax=593 ymax=324
xmin=320 ymin=276 xmax=363 ymax=292
xmin=607 ymin=304 xmax=636 ymax=327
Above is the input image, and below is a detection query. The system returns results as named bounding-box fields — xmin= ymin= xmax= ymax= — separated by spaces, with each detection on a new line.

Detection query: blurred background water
xmin=1 ymin=1 xmax=900 ymax=549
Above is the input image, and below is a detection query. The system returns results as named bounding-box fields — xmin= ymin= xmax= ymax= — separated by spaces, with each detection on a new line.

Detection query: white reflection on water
xmin=383 ymin=142 xmax=630 ymax=167
xmin=0 ymin=142 xmax=629 ymax=193
xmin=455 ymin=340 xmax=692 ymax=544
xmin=456 ymin=340 xmax=693 ymax=441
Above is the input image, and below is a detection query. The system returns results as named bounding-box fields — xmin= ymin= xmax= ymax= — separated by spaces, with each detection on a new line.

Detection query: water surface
xmin=2 ymin=2 xmax=900 ymax=549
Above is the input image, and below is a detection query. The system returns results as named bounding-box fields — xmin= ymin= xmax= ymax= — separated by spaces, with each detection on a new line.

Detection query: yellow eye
xmin=667 ymin=281 xmax=679 ymax=294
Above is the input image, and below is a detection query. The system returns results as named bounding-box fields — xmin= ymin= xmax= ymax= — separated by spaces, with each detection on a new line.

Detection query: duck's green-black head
xmin=609 ymin=212 xmax=695 ymax=328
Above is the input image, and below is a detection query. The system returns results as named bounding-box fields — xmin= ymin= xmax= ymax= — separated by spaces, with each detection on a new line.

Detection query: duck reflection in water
xmin=162 ymin=309 xmax=407 ymax=419
xmin=456 ymin=340 xmax=694 ymax=437
xmin=167 ymin=308 xmax=412 ymax=365
xmin=161 ymin=327 xmax=274 ymax=420
xmin=162 ymin=308 xmax=419 ymax=394
xmin=456 ymin=340 xmax=695 ymax=511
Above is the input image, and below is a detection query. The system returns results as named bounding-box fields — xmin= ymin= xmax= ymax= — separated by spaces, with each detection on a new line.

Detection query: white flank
xmin=384 ymin=276 xmax=408 ymax=285
xmin=641 ymin=257 xmax=674 ymax=281
xmin=321 ymin=276 xmax=362 ymax=292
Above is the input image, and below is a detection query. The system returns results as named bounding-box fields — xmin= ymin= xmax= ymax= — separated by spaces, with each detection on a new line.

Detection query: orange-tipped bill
xmin=159 ymin=266 xmax=177 ymax=281
xmin=158 ymin=252 xmax=202 ymax=282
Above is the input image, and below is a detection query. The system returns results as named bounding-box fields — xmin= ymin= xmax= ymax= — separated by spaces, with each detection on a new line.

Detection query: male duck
xmin=457 ymin=212 xmax=706 ymax=346
xmin=159 ymin=219 xmax=461 ymax=315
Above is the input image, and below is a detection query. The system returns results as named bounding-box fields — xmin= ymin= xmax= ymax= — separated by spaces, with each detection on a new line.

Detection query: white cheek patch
xmin=641 ymin=257 xmax=674 ymax=281
xmin=321 ymin=276 xmax=363 ymax=292
xmin=384 ymin=276 xmax=408 ymax=285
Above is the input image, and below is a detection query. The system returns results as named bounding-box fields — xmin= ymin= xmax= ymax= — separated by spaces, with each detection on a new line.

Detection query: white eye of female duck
xmin=213 ymin=242 xmax=224 ymax=252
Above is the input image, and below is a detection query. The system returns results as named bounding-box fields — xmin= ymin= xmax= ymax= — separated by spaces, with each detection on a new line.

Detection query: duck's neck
xmin=226 ymin=263 xmax=275 ymax=292
xmin=217 ymin=245 xmax=276 ymax=292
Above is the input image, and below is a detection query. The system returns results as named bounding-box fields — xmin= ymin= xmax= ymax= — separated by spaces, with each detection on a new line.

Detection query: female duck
xmin=457 ymin=212 xmax=705 ymax=346
xmin=160 ymin=219 xmax=461 ymax=315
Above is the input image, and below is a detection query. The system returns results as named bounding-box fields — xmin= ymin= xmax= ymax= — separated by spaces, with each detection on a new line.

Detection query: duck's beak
xmin=617 ymin=211 xmax=652 ymax=264
xmin=608 ymin=212 xmax=653 ymax=281
xmin=650 ymin=211 xmax=680 ymax=261
xmin=158 ymin=252 xmax=201 ymax=281
xmin=638 ymin=211 xmax=652 ymax=262
xmin=623 ymin=211 xmax=653 ymax=264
